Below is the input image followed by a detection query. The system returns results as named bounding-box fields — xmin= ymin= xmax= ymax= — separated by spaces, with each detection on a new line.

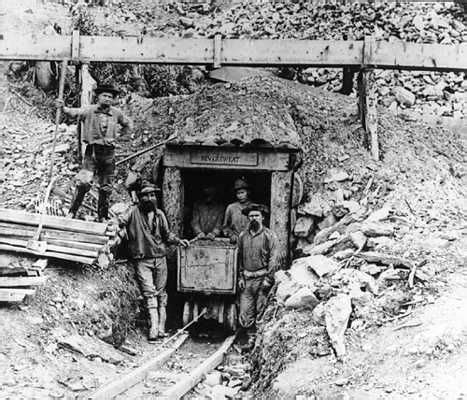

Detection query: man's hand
xmin=195 ymin=232 xmax=206 ymax=240
xmin=178 ymin=239 xmax=190 ymax=247
xmin=238 ymin=276 xmax=245 ymax=291
xmin=206 ymin=232 xmax=216 ymax=240
xmin=229 ymin=234 xmax=237 ymax=244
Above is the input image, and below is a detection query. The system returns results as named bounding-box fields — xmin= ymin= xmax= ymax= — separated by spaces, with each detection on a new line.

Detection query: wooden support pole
xmin=358 ymin=36 xmax=379 ymax=161
xmin=162 ymin=167 xmax=184 ymax=238
xmin=270 ymin=170 xmax=293 ymax=268
xmin=78 ymin=63 xmax=95 ymax=160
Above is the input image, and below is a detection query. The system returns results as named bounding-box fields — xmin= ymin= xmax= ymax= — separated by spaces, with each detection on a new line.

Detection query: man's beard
xmin=140 ymin=200 xmax=155 ymax=213
xmin=249 ymin=220 xmax=260 ymax=232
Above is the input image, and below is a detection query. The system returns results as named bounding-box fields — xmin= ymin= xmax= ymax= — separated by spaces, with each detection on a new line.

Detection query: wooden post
xmin=162 ymin=167 xmax=184 ymax=237
xmin=358 ymin=36 xmax=379 ymax=161
xmin=78 ymin=63 xmax=95 ymax=160
xmin=270 ymin=170 xmax=293 ymax=269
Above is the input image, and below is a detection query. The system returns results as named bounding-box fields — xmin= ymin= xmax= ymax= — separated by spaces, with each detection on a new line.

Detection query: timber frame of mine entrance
xmin=1 ymin=32 xmax=466 ymax=160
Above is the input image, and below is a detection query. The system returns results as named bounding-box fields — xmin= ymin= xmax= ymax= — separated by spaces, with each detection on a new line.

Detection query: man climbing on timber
xmin=55 ymin=83 xmax=132 ymax=222
xmin=191 ymin=185 xmax=224 ymax=240
xmin=237 ymin=203 xmax=277 ymax=347
xmin=118 ymin=182 xmax=189 ymax=341
xmin=223 ymin=178 xmax=253 ymax=244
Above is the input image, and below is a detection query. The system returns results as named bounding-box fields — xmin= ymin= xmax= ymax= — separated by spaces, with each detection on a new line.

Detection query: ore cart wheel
xmin=225 ymin=302 xmax=238 ymax=333
xmin=182 ymin=300 xmax=191 ymax=327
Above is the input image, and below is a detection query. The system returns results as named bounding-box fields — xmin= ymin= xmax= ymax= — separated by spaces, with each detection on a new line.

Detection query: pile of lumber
xmin=0 ymin=259 xmax=48 ymax=303
xmin=0 ymin=208 xmax=115 ymax=266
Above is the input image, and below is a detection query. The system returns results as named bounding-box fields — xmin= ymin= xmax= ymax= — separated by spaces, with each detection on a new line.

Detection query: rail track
xmin=90 ymin=313 xmax=239 ymax=400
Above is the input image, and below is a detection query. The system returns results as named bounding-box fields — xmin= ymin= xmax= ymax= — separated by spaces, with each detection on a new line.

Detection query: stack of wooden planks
xmin=0 ymin=258 xmax=48 ymax=303
xmin=0 ymin=208 xmax=115 ymax=266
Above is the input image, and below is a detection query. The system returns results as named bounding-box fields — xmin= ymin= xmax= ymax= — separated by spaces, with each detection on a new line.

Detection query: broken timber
xmin=0 ymin=34 xmax=466 ymax=71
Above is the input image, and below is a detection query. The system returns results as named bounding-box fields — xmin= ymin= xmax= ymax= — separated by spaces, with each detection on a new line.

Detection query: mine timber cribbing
xmin=0 ymin=33 xmax=466 ymax=71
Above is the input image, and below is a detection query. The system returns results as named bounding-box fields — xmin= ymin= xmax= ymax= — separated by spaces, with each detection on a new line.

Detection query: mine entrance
xmin=181 ymin=169 xmax=271 ymax=238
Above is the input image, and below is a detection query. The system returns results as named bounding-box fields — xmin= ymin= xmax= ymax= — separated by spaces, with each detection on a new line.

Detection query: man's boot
xmin=158 ymin=305 xmax=168 ymax=338
xmin=147 ymin=296 xmax=159 ymax=342
xmin=97 ymin=188 xmax=109 ymax=222
xmin=68 ymin=184 xmax=89 ymax=218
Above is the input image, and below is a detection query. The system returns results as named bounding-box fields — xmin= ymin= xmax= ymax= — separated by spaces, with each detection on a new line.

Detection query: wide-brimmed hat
xmin=138 ymin=183 xmax=161 ymax=196
xmin=95 ymin=84 xmax=120 ymax=97
xmin=234 ymin=178 xmax=249 ymax=191
xmin=241 ymin=203 xmax=269 ymax=217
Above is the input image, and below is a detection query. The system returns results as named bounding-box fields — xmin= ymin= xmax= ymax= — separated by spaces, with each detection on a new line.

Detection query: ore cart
xmin=160 ymin=91 xmax=302 ymax=331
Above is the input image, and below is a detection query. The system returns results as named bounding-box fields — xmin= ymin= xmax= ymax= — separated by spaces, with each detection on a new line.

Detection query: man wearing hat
xmin=118 ymin=182 xmax=189 ymax=341
xmin=223 ymin=178 xmax=253 ymax=244
xmin=56 ymin=83 xmax=132 ymax=221
xmin=237 ymin=203 xmax=277 ymax=343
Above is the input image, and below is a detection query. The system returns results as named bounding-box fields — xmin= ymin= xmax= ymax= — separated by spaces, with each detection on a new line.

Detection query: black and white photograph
xmin=0 ymin=0 xmax=465 ymax=398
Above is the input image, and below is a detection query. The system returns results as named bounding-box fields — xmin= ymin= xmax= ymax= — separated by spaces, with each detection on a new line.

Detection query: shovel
xmin=27 ymin=59 xmax=68 ymax=254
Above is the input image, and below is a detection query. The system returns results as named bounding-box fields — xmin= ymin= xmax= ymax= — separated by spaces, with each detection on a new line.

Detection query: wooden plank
xmin=80 ymin=36 xmax=214 ymax=64
xmin=0 ymin=276 xmax=47 ymax=287
xmin=162 ymin=167 xmax=184 ymax=238
xmin=0 ymin=34 xmax=71 ymax=61
xmin=0 ymin=209 xmax=108 ymax=235
xmin=0 ymin=35 xmax=466 ymax=71
xmin=0 ymin=237 xmax=98 ymax=258
xmin=0 ymin=243 xmax=95 ymax=264
xmin=0 ymin=288 xmax=36 ymax=302
xmin=0 ymin=223 xmax=109 ymax=244
xmin=160 ymin=334 xmax=237 ymax=400
xmin=163 ymin=148 xmax=290 ymax=171
xmin=270 ymin=171 xmax=293 ymax=269
xmin=370 ymin=41 xmax=467 ymax=72
xmin=221 ymin=39 xmax=363 ymax=66
xmin=90 ymin=334 xmax=188 ymax=400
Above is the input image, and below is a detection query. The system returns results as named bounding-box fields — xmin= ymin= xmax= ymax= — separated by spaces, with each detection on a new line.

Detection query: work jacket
xmin=237 ymin=227 xmax=277 ymax=276
xmin=121 ymin=206 xmax=177 ymax=259
xmin=223 ymin=201 xmax=252 ymax=239
xmin=66 ymin=104 xmax=131 ymax=147
xmin=191 ymin=201 xmax=224 ymax=236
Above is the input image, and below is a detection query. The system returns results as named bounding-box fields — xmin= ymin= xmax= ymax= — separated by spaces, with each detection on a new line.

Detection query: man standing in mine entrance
xmin=118 ymin=183 xmax=189 ymax=341
xmin=56 ymin=83 xmax=132 ymax=221
xmin=237 ymin=203 xmax=277 ymax=345
xmin=223 ymin=178 xmax=253 ymax=244
xmin=191 ymin=184 xmax=224 ymax=240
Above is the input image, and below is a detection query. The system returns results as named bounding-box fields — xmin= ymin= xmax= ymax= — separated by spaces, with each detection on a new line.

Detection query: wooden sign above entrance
xmin=163 ymin=147 xmax=291 ymax=171
xmin=190 ymin=150 xmax=258 ymax=167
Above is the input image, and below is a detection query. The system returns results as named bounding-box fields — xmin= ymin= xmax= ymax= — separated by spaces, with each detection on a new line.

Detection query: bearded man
xmin=237 ymin=203 xmax=277 ymax=342
xmin=119 ymin=183 xmax=189 ymax=341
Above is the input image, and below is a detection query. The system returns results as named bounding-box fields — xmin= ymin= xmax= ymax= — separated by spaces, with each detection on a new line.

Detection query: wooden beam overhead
xmin=370 ymin=41 xmax=467 ymax=72
xmin=0 ymin=34 xmax=465 ymax=71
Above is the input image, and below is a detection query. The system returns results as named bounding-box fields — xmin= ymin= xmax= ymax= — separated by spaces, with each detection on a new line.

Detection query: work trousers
xmin=134 ymin=257 xmax=168 ymax=309
xmin=239 ymin=276 xmax=266 ymax=329
xmin=69 ymin=144 xmax=115 ymax=220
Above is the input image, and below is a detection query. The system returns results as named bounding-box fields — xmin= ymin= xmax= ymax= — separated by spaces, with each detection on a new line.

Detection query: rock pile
xmin=137 ymin=0 xmax=466 ymax=118
xmin=278 ymin=195 xmax=430 ymax=358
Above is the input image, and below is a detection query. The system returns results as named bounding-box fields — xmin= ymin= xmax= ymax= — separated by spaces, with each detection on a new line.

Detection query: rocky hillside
xmin=111 ymin=0 xmax=467 ymax=119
